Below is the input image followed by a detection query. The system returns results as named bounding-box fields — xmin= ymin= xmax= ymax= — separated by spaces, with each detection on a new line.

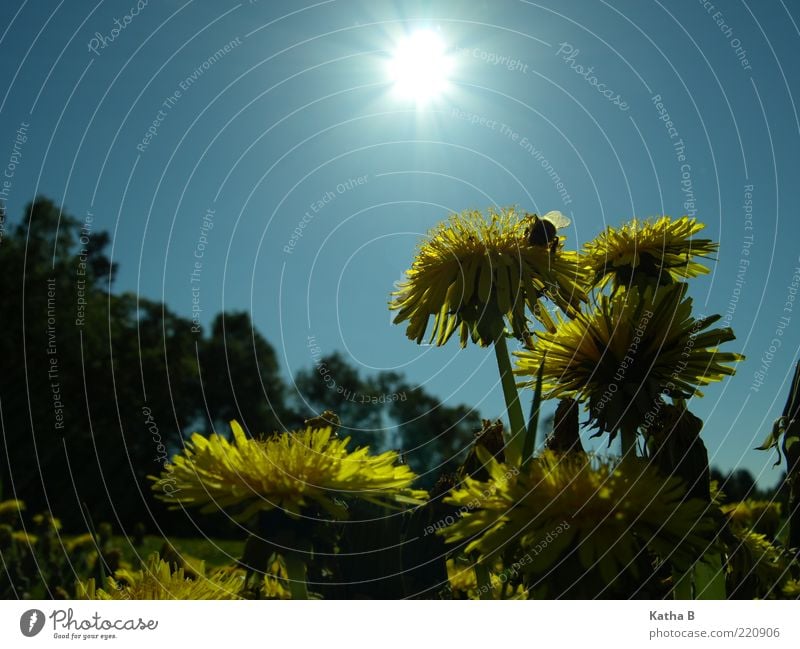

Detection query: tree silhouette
xmin=198 ymin=311 xmax=300 ymax=436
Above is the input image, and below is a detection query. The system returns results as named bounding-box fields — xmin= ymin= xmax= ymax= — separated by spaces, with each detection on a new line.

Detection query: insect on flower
xmin=525 ymin=210 xmax=571 ymax=253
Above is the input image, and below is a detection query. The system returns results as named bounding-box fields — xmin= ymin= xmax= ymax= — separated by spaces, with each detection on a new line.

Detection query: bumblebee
xmin=525 ymin=210 xmax=571 ymax=252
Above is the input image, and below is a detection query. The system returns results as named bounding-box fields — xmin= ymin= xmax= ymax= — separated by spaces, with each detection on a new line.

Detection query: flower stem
xmin=474 ymin=562 xmax=494 ymax=600
xmin=672 ymin=568 xmax=693 ymax=600
xmin=494 ymin=333 xmax=527 ymax=466
xmin=284 ymin=551 xmax=309 ymax=600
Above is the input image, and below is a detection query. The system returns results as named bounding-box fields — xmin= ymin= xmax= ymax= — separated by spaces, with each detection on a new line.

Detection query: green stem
xmin=474 ymin=562 xmax=494 ymax=600
xmin=284 ymin=551 xmax=309 ymax=600
xmin=672 ymin=568 xmax=693 ymax=600
xmin=790 ymin=480 xmax=800 ymax=557
xmin=494 ymin=333 xmax=527 ymax=466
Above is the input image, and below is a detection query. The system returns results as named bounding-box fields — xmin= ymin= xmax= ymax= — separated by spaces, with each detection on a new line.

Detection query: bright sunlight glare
xmin=387 ymin=30 xmax=453 ymax=104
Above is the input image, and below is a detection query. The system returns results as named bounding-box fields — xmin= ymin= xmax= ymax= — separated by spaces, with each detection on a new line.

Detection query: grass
xmin=112 ymin=535 xmax=244 ymax=568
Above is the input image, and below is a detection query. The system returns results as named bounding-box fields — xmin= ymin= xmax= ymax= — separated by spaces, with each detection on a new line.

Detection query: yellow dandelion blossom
xmin=445 ymin=557 xmax=478 ymax=594
xmin=262 ymin=557 xmax=291 ymax=600
xmin=32 ymin=512 xmax=61 ymax=531
xmin=263 ymin=573 xmax=291 ymax=599
xmin=0 ymin=525 xmax=34 ymax=549
xmin=151 ymin=421 xmax=426 ymax=520
xmin=65 ymin=533 xmax=96 ymax=554
xmin=722 ymin=500 xmax=782 ymax=537
xmin=390 ymin=207 xmax=589 ymax=347
xmin=726 ymin=529 xmax=792 ymax=598
xmin=783 ymin=579 xmax=800 ymax=599
xmin=584 ymin=216 xmax=717 ymax=291
xmin=0 ymin=499 xmax=25 ymax=517
xmin=445 ymin=557 xmax=527 ymax=599
xmin=77 ymin=553 xmax=243 ymax=600
xmin=441 ymin=449 xmax=718 ymax=585
xmin=10 ymin=530 xmax=37 ymax=545
xmin=514 ymin=283 xmax=743 ymax=440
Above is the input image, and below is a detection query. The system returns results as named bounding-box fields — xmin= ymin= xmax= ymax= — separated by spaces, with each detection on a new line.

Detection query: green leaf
xmin=756 ymin=418 xmax=784 ymax=452
xmin=756 ymin=360 xmax=800 ymax=466
xmin=694 ymin=553 xmax=726 ymax=600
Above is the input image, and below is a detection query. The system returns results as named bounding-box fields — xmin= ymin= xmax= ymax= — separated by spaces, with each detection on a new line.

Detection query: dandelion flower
xmin=725 ymin=529 xmax=791 ymax=598
xmin=32 ymin=512 xmax=61 ymax=531
xmin=783 ymin=579 xmax=800 ymax=599
xmin=445 ymin=557 xmax=478 ymax=594
xmin=151 ymin=421 xmax=426 ymax=520
xmin=65 ymin=533 xmax=96 ymax=554
xmin=0 ymin=527 xmax=38 ymax=552
xmin=390 ymin=207 xmax=588 ymax=347
xmin=445 ymin=557 xmax=527 ymax=599
xmin=11 ymin=530 xmax=37 ymax=545
xmin=441 ymin=449 xmax=718 ymax=585
xmin=77 ymin=553 xmax=243 ymax=600
xmin=722 ymin=500 xmax=782 ymax=540
xmin=514 ymin=283 xmax=743 ymax=442
xmin=584 ymin=216 xmax=717 ymax=291
xmin=0 ymin=499 xmax=25 ymax=517
xmin=262 ymin=557 xmax=292 ymax=600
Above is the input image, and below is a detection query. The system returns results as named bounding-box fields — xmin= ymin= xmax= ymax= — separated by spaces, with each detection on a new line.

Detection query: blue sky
xmin=2 ymin=0 xmax=799 ymax=487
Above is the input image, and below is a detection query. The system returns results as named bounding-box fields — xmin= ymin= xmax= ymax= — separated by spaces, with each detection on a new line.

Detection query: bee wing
xmin=542 ymin=210 xmax=571 ymax=229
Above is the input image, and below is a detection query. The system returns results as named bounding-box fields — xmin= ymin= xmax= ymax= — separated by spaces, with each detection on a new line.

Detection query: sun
xmin=387 ymin=30 xmax=453 ymax=104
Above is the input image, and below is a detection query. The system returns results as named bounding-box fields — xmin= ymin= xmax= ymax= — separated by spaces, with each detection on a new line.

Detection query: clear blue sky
xmin=2 ymin=0 xmax=799 ymax=487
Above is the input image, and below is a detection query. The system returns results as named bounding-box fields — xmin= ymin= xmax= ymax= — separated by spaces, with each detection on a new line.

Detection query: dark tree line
xmin=0 ymin=198 xmax=480 ymax=536
xmin=709 ymin=467 xmax=784 ymax=503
